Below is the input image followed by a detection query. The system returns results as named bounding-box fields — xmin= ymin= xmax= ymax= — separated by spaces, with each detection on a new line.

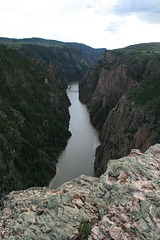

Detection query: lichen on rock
xmin=0 ymin=144 xmax=160 ymax=239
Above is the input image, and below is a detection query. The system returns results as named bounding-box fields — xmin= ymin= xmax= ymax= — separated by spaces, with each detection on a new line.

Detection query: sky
xmin=1 ymin=0 xmax=160 ymax=49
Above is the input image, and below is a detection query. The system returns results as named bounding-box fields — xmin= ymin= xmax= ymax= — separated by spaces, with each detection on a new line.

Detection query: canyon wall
xmin=0 ymin=45 xmax=71 ymax=197
xmin=19 ymin=44 xmax=101 ymax=84
xmin=79 ymin=50 xmax=160 ymax=175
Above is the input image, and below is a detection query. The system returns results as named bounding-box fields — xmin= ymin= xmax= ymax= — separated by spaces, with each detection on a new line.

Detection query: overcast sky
xmin=1 ymin=0 xmax=160 ymax=49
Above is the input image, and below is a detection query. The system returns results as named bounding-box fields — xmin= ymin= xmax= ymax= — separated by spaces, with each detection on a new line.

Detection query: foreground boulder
xmin=1 ymin=144 xmax=160 ymax=239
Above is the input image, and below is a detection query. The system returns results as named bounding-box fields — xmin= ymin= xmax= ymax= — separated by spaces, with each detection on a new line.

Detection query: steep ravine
xmin=79 ymin=49 xmax=160 ymax=176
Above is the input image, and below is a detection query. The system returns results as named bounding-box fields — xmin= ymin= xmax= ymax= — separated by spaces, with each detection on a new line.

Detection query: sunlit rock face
xmin=1 ymin=144 xmax=160 ymax=240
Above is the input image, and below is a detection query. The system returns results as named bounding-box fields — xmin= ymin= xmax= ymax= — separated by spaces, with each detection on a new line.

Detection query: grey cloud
xmin=114 ymin=0 xmax=160 ymax=23
xmin=105 ymin=22 xmax=122 ymax=34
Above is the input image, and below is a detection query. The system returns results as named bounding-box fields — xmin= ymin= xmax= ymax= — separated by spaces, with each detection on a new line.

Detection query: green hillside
xmin=0 ymin=45 xmax=70 ymax=196
xmin=18 ymin=44 xmax=90 ymax=83
xmin=0 ymin=37 xmax=63 ymax=47
xmin=116 ymin=42 xmax=160 ymax=52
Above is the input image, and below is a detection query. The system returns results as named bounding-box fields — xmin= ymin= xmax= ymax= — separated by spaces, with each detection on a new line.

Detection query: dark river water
xmin=49 ymin=82 xmax=100 ymax=189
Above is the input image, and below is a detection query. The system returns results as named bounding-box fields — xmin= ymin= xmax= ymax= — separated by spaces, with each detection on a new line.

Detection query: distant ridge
xmin=0 ymin=37 xmax=63 ymax=47
xmin=0 ymin=37 xmax=106 ymax=83
xmin=116 ymin=42 xmax=160 ymax=52
xmin=0 ymin=37 xmax=106 ymax=53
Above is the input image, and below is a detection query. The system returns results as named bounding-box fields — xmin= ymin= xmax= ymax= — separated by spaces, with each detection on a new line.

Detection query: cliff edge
xmin=1 ymin=144 xmax=160 ymax=239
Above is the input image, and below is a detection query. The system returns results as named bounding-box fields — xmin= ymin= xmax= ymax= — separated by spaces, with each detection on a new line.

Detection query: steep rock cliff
xmin=79 ymin=49 xmax=160 ymax=175
xmin=95 ymin=96 xmax=160 ymax=176
xmin=1 ymin=144 xmax=160 ymax=239
xmin=79 ymin=51 xmax=148 ymax=129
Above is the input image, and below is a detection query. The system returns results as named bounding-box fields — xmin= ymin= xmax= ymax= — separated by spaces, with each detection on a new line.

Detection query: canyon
xmin=0 ymin=40 xmax=160 ymax=239
xmin=0 ymin=38 xmax=104 ymax=197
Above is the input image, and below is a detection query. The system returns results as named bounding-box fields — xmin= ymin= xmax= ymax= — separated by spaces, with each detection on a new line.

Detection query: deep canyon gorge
xmin=0 ymin=38 xmax=160 ymax=239
xmin=0 ymin=38 xmax=104 ymax=197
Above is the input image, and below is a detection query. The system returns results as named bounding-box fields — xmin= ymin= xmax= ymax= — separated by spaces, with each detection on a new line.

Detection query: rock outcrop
xmin=1 ymin=144 xmax=160 ymax=239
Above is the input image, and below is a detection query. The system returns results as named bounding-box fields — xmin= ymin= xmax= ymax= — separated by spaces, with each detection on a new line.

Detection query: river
xmin=49 ymin=82 xmax=100 ymax=189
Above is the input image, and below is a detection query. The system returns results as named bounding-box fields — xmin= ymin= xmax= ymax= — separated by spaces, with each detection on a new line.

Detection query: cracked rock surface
xmin=1 ymin=144 xmax=160 ymax=239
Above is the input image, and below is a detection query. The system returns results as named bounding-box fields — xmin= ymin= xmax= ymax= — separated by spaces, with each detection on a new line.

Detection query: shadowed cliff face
xmin=79 ymin=50 xmax=160 ymax=176
xmin=19 ymin=45 xmax=102 ymax=84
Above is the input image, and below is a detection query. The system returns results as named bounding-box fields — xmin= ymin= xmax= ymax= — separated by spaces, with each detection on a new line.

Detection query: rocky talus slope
xmin=1 ymin=144 xmax=160 ymax=240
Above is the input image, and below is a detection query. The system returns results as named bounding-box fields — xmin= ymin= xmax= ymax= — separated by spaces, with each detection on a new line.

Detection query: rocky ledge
xmin=1 ymin=144 xmax=160 ymax=240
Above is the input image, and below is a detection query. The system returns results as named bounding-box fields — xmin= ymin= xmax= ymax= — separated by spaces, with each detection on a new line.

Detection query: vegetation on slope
xmin=127 ymin=52 xmax=160 ymax=118
xmin=116 ymin=42 xmax=160 ymax=52
xmin=81 ymin=49 xmax=160 ymax=122
xmin=0 ymin=37 xmax=105 ymax=197
xmin=79 ymin=44 xmax=160 ymax=176
xmin=19 ymin=44 xmax=89 ymax=83
xmin=0 ymin=45 xmax=70 ymax=196
xmin=0 ymin=37 xmax=105 ymax=83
